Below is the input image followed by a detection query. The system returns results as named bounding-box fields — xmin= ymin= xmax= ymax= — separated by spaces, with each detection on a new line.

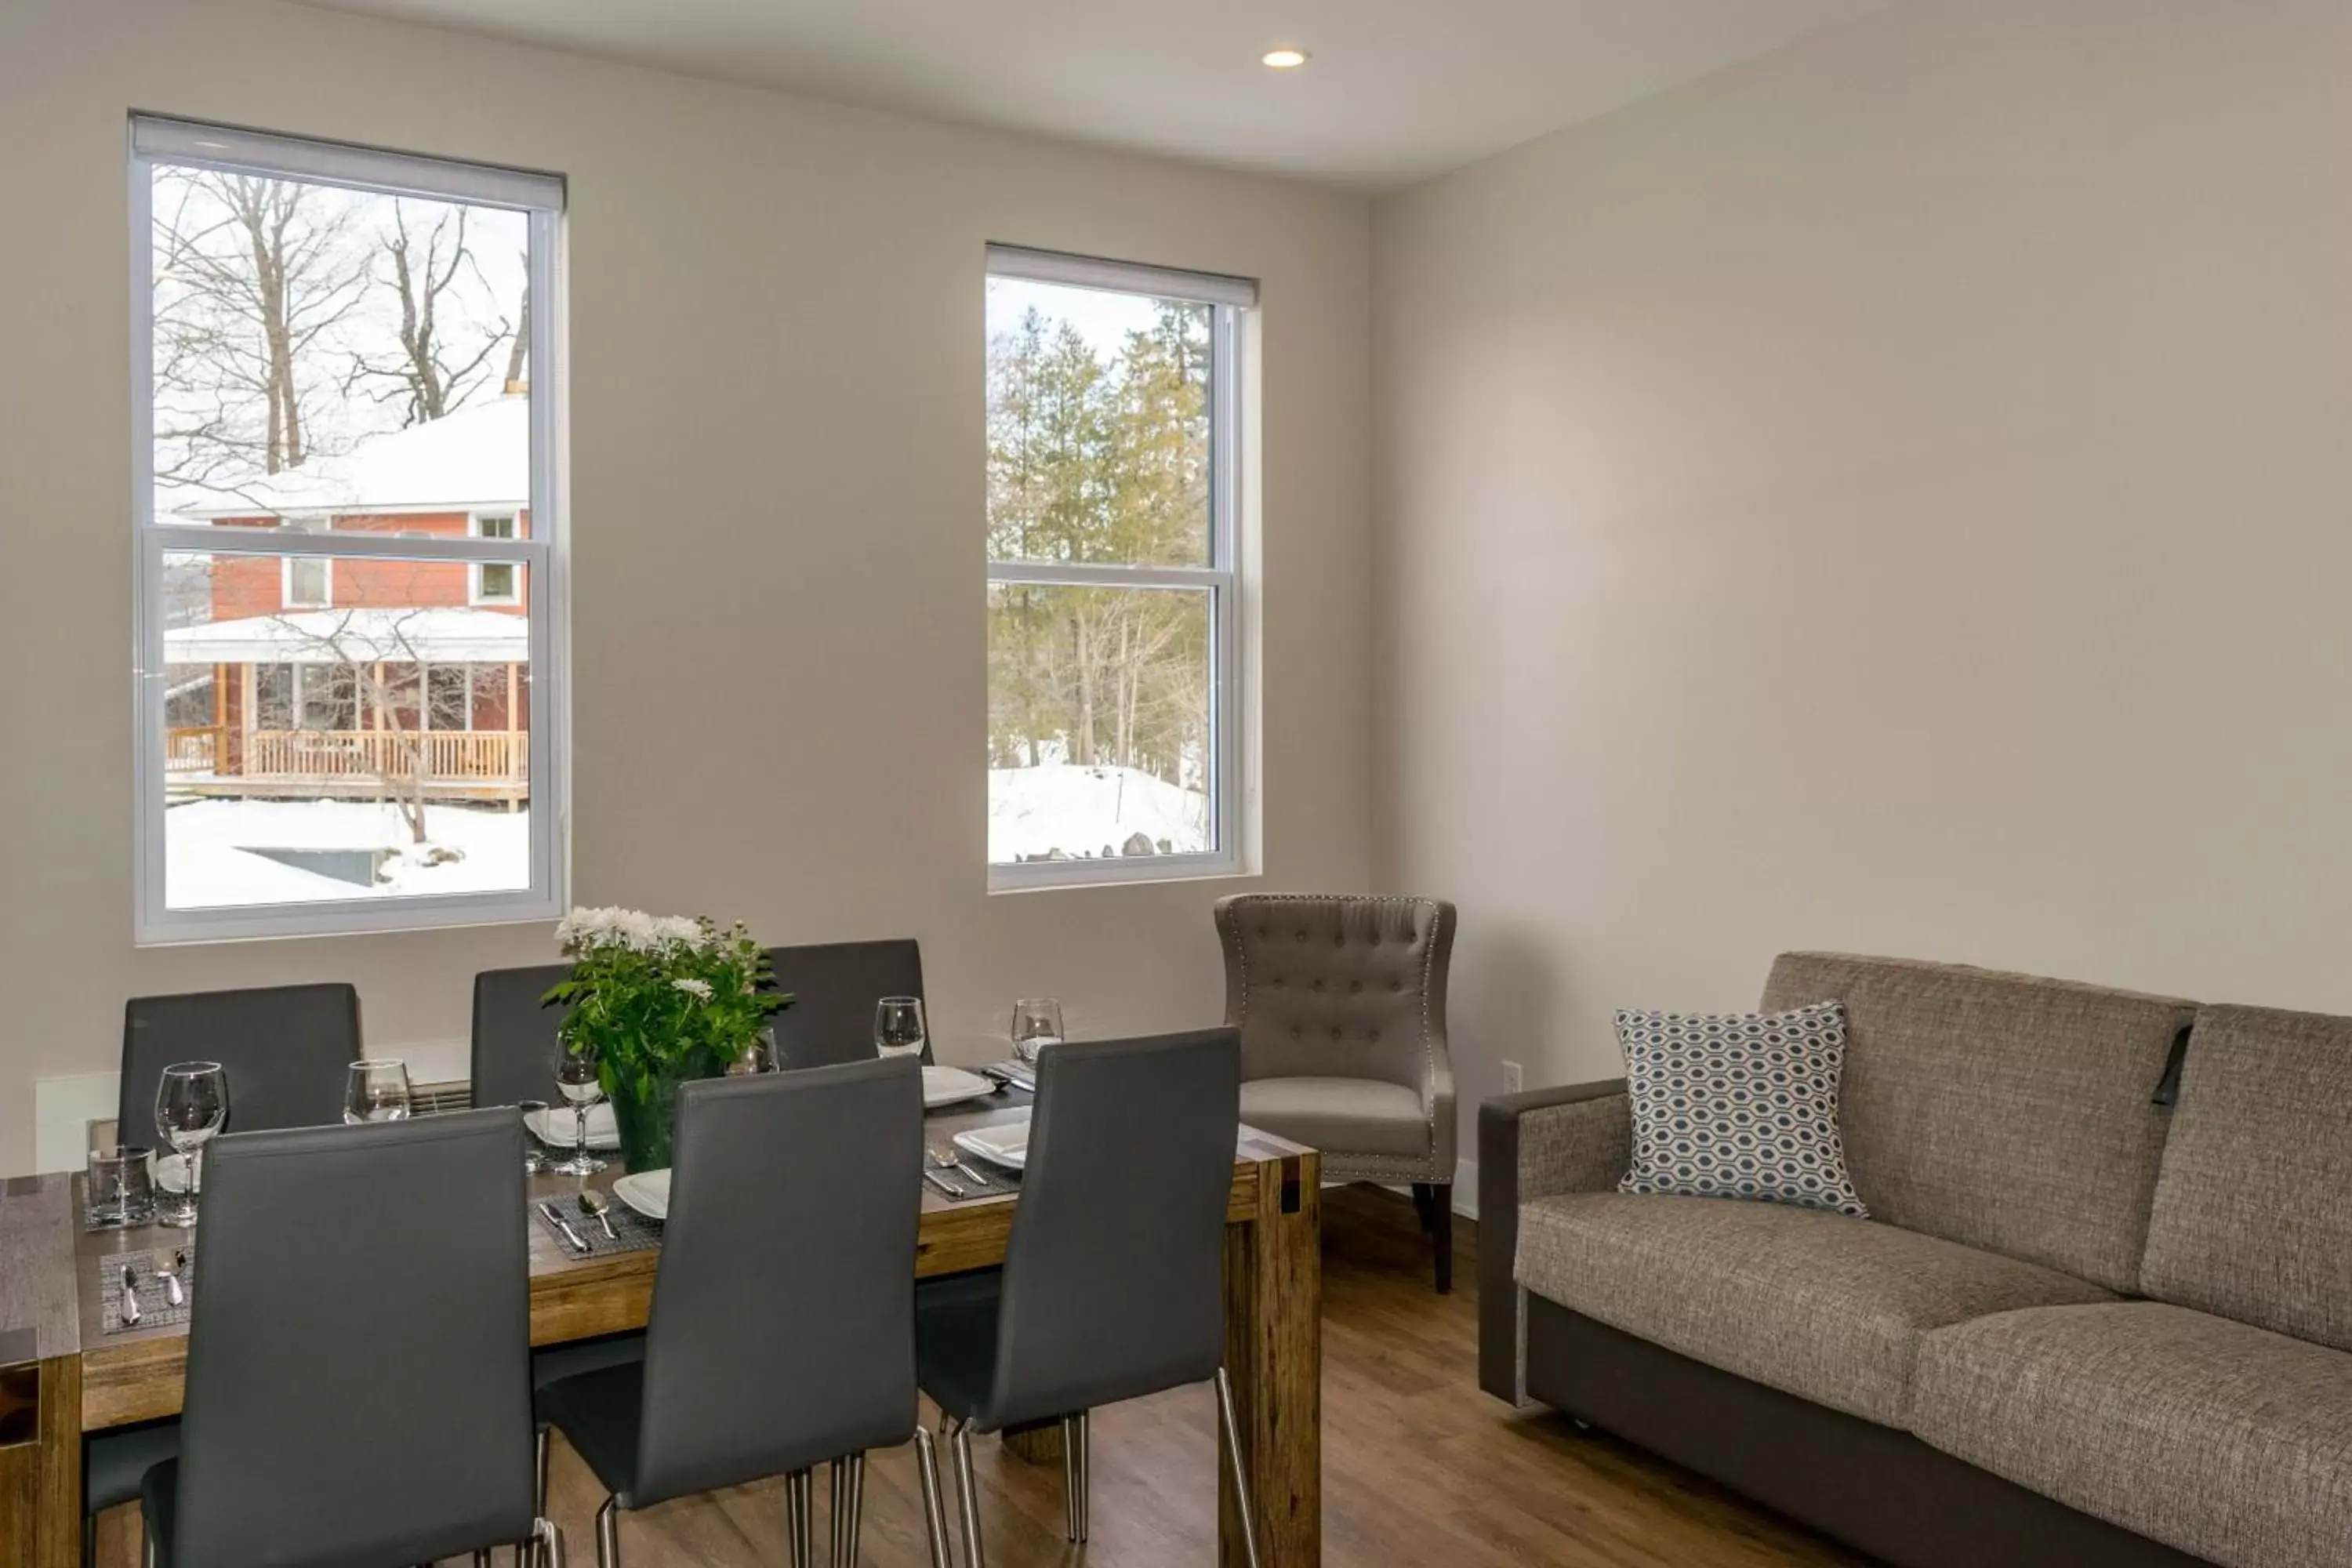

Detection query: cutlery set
xmin=115 ymin=1247 xmax=191 ymax=1327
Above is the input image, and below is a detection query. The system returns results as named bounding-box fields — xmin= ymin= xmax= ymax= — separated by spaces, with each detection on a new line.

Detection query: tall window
xmin=132 ymin=118 xmax=565 ymax=942
xmin=984 ymin=245 xmax=1252 ymax=887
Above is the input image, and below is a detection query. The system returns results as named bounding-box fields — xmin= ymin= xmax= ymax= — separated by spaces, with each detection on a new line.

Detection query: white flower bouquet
xmin=544 ymin=908 xmax=790 ymax=1167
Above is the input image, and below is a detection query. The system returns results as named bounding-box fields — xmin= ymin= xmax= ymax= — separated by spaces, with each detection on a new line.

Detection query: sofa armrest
xmin=1477 ymin=1080 xmax=1630 ymax=1403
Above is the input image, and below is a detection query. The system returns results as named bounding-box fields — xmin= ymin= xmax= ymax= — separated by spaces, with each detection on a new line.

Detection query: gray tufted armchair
xmin=1214 ymin=893 xmax=1460 ymax=1290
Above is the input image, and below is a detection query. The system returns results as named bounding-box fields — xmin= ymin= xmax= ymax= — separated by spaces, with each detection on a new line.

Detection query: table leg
xmin=1220 ymin=1151 xmax=1320 ymax=1567
xmin=0 ymin=1354 xmax=81 ymax=1568
xmin=999 ymin=1420 xmax=1062 ymax=1465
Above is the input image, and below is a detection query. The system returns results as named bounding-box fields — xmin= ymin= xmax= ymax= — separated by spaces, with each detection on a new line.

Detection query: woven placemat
xmin=926 ymin=1144 xmax=1022 ymax=1202
xmin=532 ymin=1194 xmax=662 ymax=1258
xmin=97 ymin=1244 xmax=198 ymax=1334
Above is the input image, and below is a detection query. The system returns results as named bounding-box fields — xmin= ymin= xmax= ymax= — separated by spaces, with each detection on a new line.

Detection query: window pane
xmin=987 ymin=583 xmax=1213 ymax=864
xmin=285 ymin=557 xmax=331 ymax=607
xmin=148 ymin=166 xmax=532 ymax=534
xmin=161 ymin=550 xmax=532 ymax=912
xmin=985 ymin=277 xmax=1211 ymax=568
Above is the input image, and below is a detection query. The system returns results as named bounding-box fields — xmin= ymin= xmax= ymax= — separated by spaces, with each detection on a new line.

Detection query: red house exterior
xmin=162 ymin=397 xmax=535 ymax=804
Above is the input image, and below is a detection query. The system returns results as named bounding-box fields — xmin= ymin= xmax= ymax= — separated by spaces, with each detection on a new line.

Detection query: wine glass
xmin=1010 ymin=998 xmax=1065 ymax=1064
xmin=154 ymin=1062 xmax=227 ymax=1229
xmin=875 ymin=997 xmax=927 ymax=1062
xmin=517 ymin=1098 xmax=551 ymax=1174
xmin=343 ymin=1059 xmax=413 ymax=1125
xmin=549 ymin=1047 xmax=607 ymax=1177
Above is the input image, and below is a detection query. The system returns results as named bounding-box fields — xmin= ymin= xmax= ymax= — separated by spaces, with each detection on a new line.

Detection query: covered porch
xmin=164 ymin=608 xmax=531 ymax=805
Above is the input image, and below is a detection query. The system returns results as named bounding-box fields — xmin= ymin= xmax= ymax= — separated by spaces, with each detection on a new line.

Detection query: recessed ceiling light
xmin=1261 ymin=48 xmax=1310 ymax=70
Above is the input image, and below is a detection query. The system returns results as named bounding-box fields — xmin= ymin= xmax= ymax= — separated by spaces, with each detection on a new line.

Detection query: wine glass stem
xmin=575 ymin=1104 xmax=588 ymax=1154
xmin=188 ymin=1146 xmax=203 ymax=1198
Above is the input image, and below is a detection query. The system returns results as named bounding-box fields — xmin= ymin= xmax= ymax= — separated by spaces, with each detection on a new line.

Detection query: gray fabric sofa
xmin=1478 ymin=953 xmax=2352 ymax=1568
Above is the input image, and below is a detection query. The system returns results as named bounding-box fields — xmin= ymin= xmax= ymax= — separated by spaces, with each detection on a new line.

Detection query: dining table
xmin=0 ymin=1087 xmax=1323 ymax=1566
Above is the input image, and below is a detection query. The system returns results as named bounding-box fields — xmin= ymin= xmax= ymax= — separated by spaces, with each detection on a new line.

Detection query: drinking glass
xmin=343 ymin=1059 xmax=413 ymax=1125
xmin=549 ymin=1047 xmax=607 ymax=1177
xmin=517 ymin=1098 xmax=551 ymax=1174
xmin=154 ymin=1062 xmax=227 ymax=1229
xmin=875 ymin=997 xmax=927 ymax=1062
xmin=1010 ymin=998 xmax=1065 ymax=1064
xmin=87 ymin=1146 xmax=155 ymax=1228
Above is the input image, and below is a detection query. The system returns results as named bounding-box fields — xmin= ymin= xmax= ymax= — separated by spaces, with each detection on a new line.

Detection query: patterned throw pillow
xmin=1616 ymin=1000 xmax=1868 ymax=1217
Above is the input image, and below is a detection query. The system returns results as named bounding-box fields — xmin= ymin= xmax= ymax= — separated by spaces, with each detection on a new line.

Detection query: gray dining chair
xmin=118 ymin=982 xmax=361 ymax=1142
xmin=533 ymin=1058 xmax=950 ymax=1568
xmin=135 ymin=1109 xmax=562 ymax=1568
xmin=472 ymin=964 xmax=647 ymax=1401
xmin=471 ymin=963 xmax=577 ymax=1112
xmin=1214 ymin=893 xmax=1461 ymax=1290
xmin=763 ymin=939 xmax=931 ymax=1069
xmin=913 ymin=1028 xmax=1261 ymax=1568
xmin=90 ymin=982 xmax=367 ymax=1555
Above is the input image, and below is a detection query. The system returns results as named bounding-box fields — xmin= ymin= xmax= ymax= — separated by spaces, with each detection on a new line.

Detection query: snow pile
xmin=988 ymin=764 xmax=1208 ymax=863
xmin=165 ymin=798 xmax=532 ymax=909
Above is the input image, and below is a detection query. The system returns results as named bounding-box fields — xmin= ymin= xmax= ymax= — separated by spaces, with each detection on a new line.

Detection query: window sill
xmin=987 ymin=853 xmax=1252 ymax=895
xmin=136 ymin=888 xmax=561 ymax=946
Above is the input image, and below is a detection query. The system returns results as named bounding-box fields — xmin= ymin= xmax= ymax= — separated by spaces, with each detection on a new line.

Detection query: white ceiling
xmin=296 ymin=0 xmax=1889 ymax=189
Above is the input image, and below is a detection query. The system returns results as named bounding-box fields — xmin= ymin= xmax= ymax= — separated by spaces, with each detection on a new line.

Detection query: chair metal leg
xmin=911 ymin=1427 xmax=953 ymax=1568
xmin=83 ymin=1512 xmax=96 ymax=1568
xmin=535 ymin=1516 xmax=568 ymax=1568
xmin=786 ymin=1468 xmax=820 ymax=1568
xmin=474 ymin=1552 xmax=494 ymax=1566
xmin=536 ymin=1424 xmax=552 ymax=1517
xmin=1214 ymin=1367 xmax=1265 ymax=1568
xmin=141 ymin=1524 xmax=158 ymax=1568
xmin=593 ymin=1495 xmax=622 ymax=1568
xmin=1059 ymin=1410 xmax=1091 ymax=1542
xmin=949 ymin=1418 xmax=987 ymax=1568
xmin=825 ymin=1450 xmax=865 ymax=1567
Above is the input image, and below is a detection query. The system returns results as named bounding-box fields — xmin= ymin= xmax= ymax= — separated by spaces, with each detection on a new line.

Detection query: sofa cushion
xmin=1239 ymin=1076 xmax=1428 ymax=1159
xmin=1514 ymin=1192 xmax=2111 ymax=1426
xmin=1616 ymin=1001 xmax=1867 ymax=1216
xmin=1760 ymin=952 xmax=2198 ymax=1292
xmin=2140 ymin=1004 xmax=2352 ymax=1352
xmin=1910 ymin=1302 xmax=2352 ymax=1568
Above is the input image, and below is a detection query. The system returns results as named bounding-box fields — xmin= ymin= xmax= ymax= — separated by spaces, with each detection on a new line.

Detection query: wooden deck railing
xmin=167 ymin=728 xmax=526 ymax=785
xmin=240 ymin=729 xmax=526 ymax=782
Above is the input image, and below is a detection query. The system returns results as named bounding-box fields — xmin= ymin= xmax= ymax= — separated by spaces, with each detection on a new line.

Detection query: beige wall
xmin=1374 ymin=0 xmax=2352 ymax=1167
xmin=0 ymin=0 xmax=1374 ymax=1174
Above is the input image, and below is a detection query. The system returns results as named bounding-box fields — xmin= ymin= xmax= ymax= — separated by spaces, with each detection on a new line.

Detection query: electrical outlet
xmin=1501 ymin=1059 xmax=1524 ymax=1095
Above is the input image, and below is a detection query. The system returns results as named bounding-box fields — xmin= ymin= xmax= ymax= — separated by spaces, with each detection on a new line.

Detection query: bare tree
xmin=344 ymin=201 xmax=513 ymax=426
xmin=152 ymin=171 xmax=370 ymax=483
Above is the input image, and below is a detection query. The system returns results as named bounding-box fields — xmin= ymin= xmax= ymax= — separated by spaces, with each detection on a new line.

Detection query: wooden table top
xmin=0 ymin=1091 xmax=1310 ymax=1434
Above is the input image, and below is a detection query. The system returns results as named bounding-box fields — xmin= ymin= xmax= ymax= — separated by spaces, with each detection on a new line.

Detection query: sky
xmin=986 ymin=274 xmax=1186 ymax=360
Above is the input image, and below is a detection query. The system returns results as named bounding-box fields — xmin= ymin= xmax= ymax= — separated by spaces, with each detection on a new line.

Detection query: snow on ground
xmin=165 ymin=798 xmax=532 ymax=909
xmin=989 ymin=763 xmax=1208 ymax=863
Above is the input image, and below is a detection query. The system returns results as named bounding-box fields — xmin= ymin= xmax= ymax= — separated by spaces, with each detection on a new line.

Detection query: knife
xmin=953 ymin=1160 xmax=993 ymax=1188
xmin=154 ymin=1248 xmax=185 ymax=1308
xmin=922 ymin=1170 xmax=965 ymax=1200
xmin=537 ymin=1200 xmax=590 ymax=1254
xmin=119 ymin=1265 xmax=141 ymax=1327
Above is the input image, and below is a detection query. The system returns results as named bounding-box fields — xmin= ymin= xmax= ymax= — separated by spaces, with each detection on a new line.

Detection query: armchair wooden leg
xmin=1413 ymin=1183 xmax=1454 ymax=1293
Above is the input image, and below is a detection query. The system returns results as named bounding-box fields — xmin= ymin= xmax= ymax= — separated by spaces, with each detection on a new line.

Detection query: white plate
xmin=154 ymin=1152 xmax=190 ymax=1195
xmin=610 ymin=1168 xmax=671 ymax=1221
xmin=922 ymin=1065 xmax=996 ymax=1111
xmin=527 ymin=1104 xmax=620 ymax=1151
xmin=952 ymin=1118 xmax=1031 ymax=1171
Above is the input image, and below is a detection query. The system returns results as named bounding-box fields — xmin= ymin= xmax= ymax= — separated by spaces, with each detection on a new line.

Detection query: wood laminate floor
xmin=95 ymin=1188 xmax=1864 ymax=1567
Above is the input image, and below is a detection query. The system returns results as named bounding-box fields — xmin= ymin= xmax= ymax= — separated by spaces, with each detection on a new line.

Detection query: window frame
xmin=982 ymin=245 xmax=1254 ymax=893
xmin=469 ymin=511 xmax=522 ymax=605
xmin=279 ymin=554 xmax=334 ymax=609
xmin=130 ymin=117 xmax=568 ymax=944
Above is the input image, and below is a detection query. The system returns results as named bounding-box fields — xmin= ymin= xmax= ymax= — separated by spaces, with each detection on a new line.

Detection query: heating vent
xmin=413 ymin=1080 xmax=474 ymax=1116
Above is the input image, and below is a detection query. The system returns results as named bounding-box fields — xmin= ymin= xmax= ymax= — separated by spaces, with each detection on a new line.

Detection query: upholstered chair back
xmin=1214 ymin=895 xmax=1454 ymax=1091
